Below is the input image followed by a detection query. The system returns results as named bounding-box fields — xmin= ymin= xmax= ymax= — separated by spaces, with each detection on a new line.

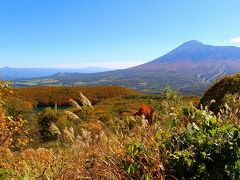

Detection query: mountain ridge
xmin=13 ymin=40 xmax=240 ymax=95
xmin=0 ymin=66 xmax=111 ymax=80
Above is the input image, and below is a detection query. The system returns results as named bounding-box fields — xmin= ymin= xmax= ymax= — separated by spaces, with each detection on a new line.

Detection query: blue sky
xmin=0 ymin=0 xmax=240 ymax=69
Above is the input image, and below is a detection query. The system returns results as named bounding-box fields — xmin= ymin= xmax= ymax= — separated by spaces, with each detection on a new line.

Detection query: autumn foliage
xmin=134 ymin=104 xmax=152 ymax=117
xmin=0 ymin=82 xmax=29 ymax=168
xmin=13 ymin=85 xmax=140 ymax=107
xmin=1 ymin=78 xmax=240 ymax=179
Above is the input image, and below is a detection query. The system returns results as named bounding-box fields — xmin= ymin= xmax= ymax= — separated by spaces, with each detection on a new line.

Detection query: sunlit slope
xmin=14 ymin=85 xmax=141 ymax=106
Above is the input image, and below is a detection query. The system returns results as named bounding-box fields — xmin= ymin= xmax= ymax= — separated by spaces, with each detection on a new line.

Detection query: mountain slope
xmin=133 ymin=40 xmax=240 ymax=70
xmin=13 ymin=40 xmax=240 ymax=95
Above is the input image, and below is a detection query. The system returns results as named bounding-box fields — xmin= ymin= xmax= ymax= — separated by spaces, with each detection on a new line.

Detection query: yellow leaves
xmin=0 ymin=81 xmax=29 ymax=169
xmin=0 ymin=114 xmax=29 ymax=148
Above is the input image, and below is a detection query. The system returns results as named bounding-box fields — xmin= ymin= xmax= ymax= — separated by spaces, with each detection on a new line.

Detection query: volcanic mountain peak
xmin=144 ymin=40 xmax=240 ymax=65
xmin=179 ymin=40 xmax=205 ymax=47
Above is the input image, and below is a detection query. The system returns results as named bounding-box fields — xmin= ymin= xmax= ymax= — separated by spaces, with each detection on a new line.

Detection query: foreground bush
xmin=200 ymin=73 xmax=240 ymax=112
xmin=0 ymin=82 xmax=29 ymax=171
xmin=168 ymin=108 xmax=240 ymax=179
xmin=121 ymin=107 xmax=240 ymax=179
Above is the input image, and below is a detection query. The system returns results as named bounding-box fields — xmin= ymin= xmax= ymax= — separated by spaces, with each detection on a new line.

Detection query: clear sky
xmin=0 ymin=0 xmax=240 ymax=69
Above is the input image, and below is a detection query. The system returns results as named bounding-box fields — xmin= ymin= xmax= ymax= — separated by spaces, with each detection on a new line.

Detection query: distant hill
xmin=13 ymin=40 xmax=240 ymax=95
xmin=0 ymin=66 xmax=111 ymax=80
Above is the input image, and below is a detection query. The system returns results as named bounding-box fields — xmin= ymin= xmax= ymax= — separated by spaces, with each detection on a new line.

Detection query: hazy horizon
xmin=0 ymin=61 xmax=144 ymax=69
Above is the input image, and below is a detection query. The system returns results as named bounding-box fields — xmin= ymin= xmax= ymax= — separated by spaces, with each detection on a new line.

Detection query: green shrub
xmin=200 ymin=73 xmax=240 ymax=112
xmin=38 ymin=108 xmax=59 ymax=142
xmin=122 ymin=143 xmax=165 ymax=179
xmin=168 ymin=108 xmax=240 ymax=179
xmin=122 ymin=108 xmax=240 ymax=179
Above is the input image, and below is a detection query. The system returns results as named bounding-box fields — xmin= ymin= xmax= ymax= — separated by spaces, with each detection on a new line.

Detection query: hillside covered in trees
xmin=12 ymin=85 xmax=141 ymax=107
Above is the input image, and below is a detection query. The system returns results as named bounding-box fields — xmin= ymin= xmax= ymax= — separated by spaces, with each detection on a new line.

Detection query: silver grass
xmin=75 ymin=136 xmax=88 ymax=148
xmin=64 ymin=110 xmax=80 ymax=121
xmin=63 ymin=127 xmax=75 ymax=143
xmin=81 ymin=128 xmax=92 ymax=140
xmin=79 ymin=91 xmax=93 ymax=109
xmin=49 ymin=123 xmax=61 ymax=135
xmin=69 ymin=98 xmax=82 ymax=110
xmin=75 ymin=129 xmax=92 ymax=148
xmin=129 ymin=116 xmax=136 ymax=122
xmin=141 ymin=115 xmax=148 ymax=128
xmin=210 ymin=99 xmax=216 ymax=105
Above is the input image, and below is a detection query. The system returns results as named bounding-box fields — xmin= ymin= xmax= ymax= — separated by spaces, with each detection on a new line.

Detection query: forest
xmin=0 ymin=73 xmax=240 ymax=179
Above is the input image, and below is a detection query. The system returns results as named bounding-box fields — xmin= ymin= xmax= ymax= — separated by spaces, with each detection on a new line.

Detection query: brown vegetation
xmin=13 ymin=85 xmax=140 ymax=107
xmin=1 ymin=79 xmax=240 ymax=179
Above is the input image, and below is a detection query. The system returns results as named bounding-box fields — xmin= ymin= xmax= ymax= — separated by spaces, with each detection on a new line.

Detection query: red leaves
xmin=135 ymin=104 xmax=151 ymax=116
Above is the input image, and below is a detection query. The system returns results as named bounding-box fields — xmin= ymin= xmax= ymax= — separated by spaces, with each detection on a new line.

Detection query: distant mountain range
xmin=12 ymin=40 xmax=240 ymax=95
xmin=0 ymin=67 xmax=111 ymax=80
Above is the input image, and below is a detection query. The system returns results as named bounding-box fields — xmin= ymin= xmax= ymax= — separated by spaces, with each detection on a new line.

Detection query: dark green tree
xmin=38 ymin=108 xmax=59 ymax=142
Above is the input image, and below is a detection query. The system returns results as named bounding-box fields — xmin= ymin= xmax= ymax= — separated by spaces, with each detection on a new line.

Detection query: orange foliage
xmin=134 ymin=104 xmax=152 ymax=117
xmin=13 ymin=86 xmax=140 ymax=107
xmin=0 ymin=82 xmax=29 ymax=168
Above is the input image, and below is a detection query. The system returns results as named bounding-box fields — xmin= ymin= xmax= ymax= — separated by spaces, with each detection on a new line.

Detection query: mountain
xmin=0 ymin=67 xmax=111 ymax=80
xmin=13 ymin=40 xmax=240 ymax=95
xmin=133 ymin=40 xmax=240 ymax=70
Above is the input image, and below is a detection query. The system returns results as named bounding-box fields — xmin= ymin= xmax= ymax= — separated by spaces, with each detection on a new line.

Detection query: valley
xmin=12 ymin=40 xmax=240 ymax=95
